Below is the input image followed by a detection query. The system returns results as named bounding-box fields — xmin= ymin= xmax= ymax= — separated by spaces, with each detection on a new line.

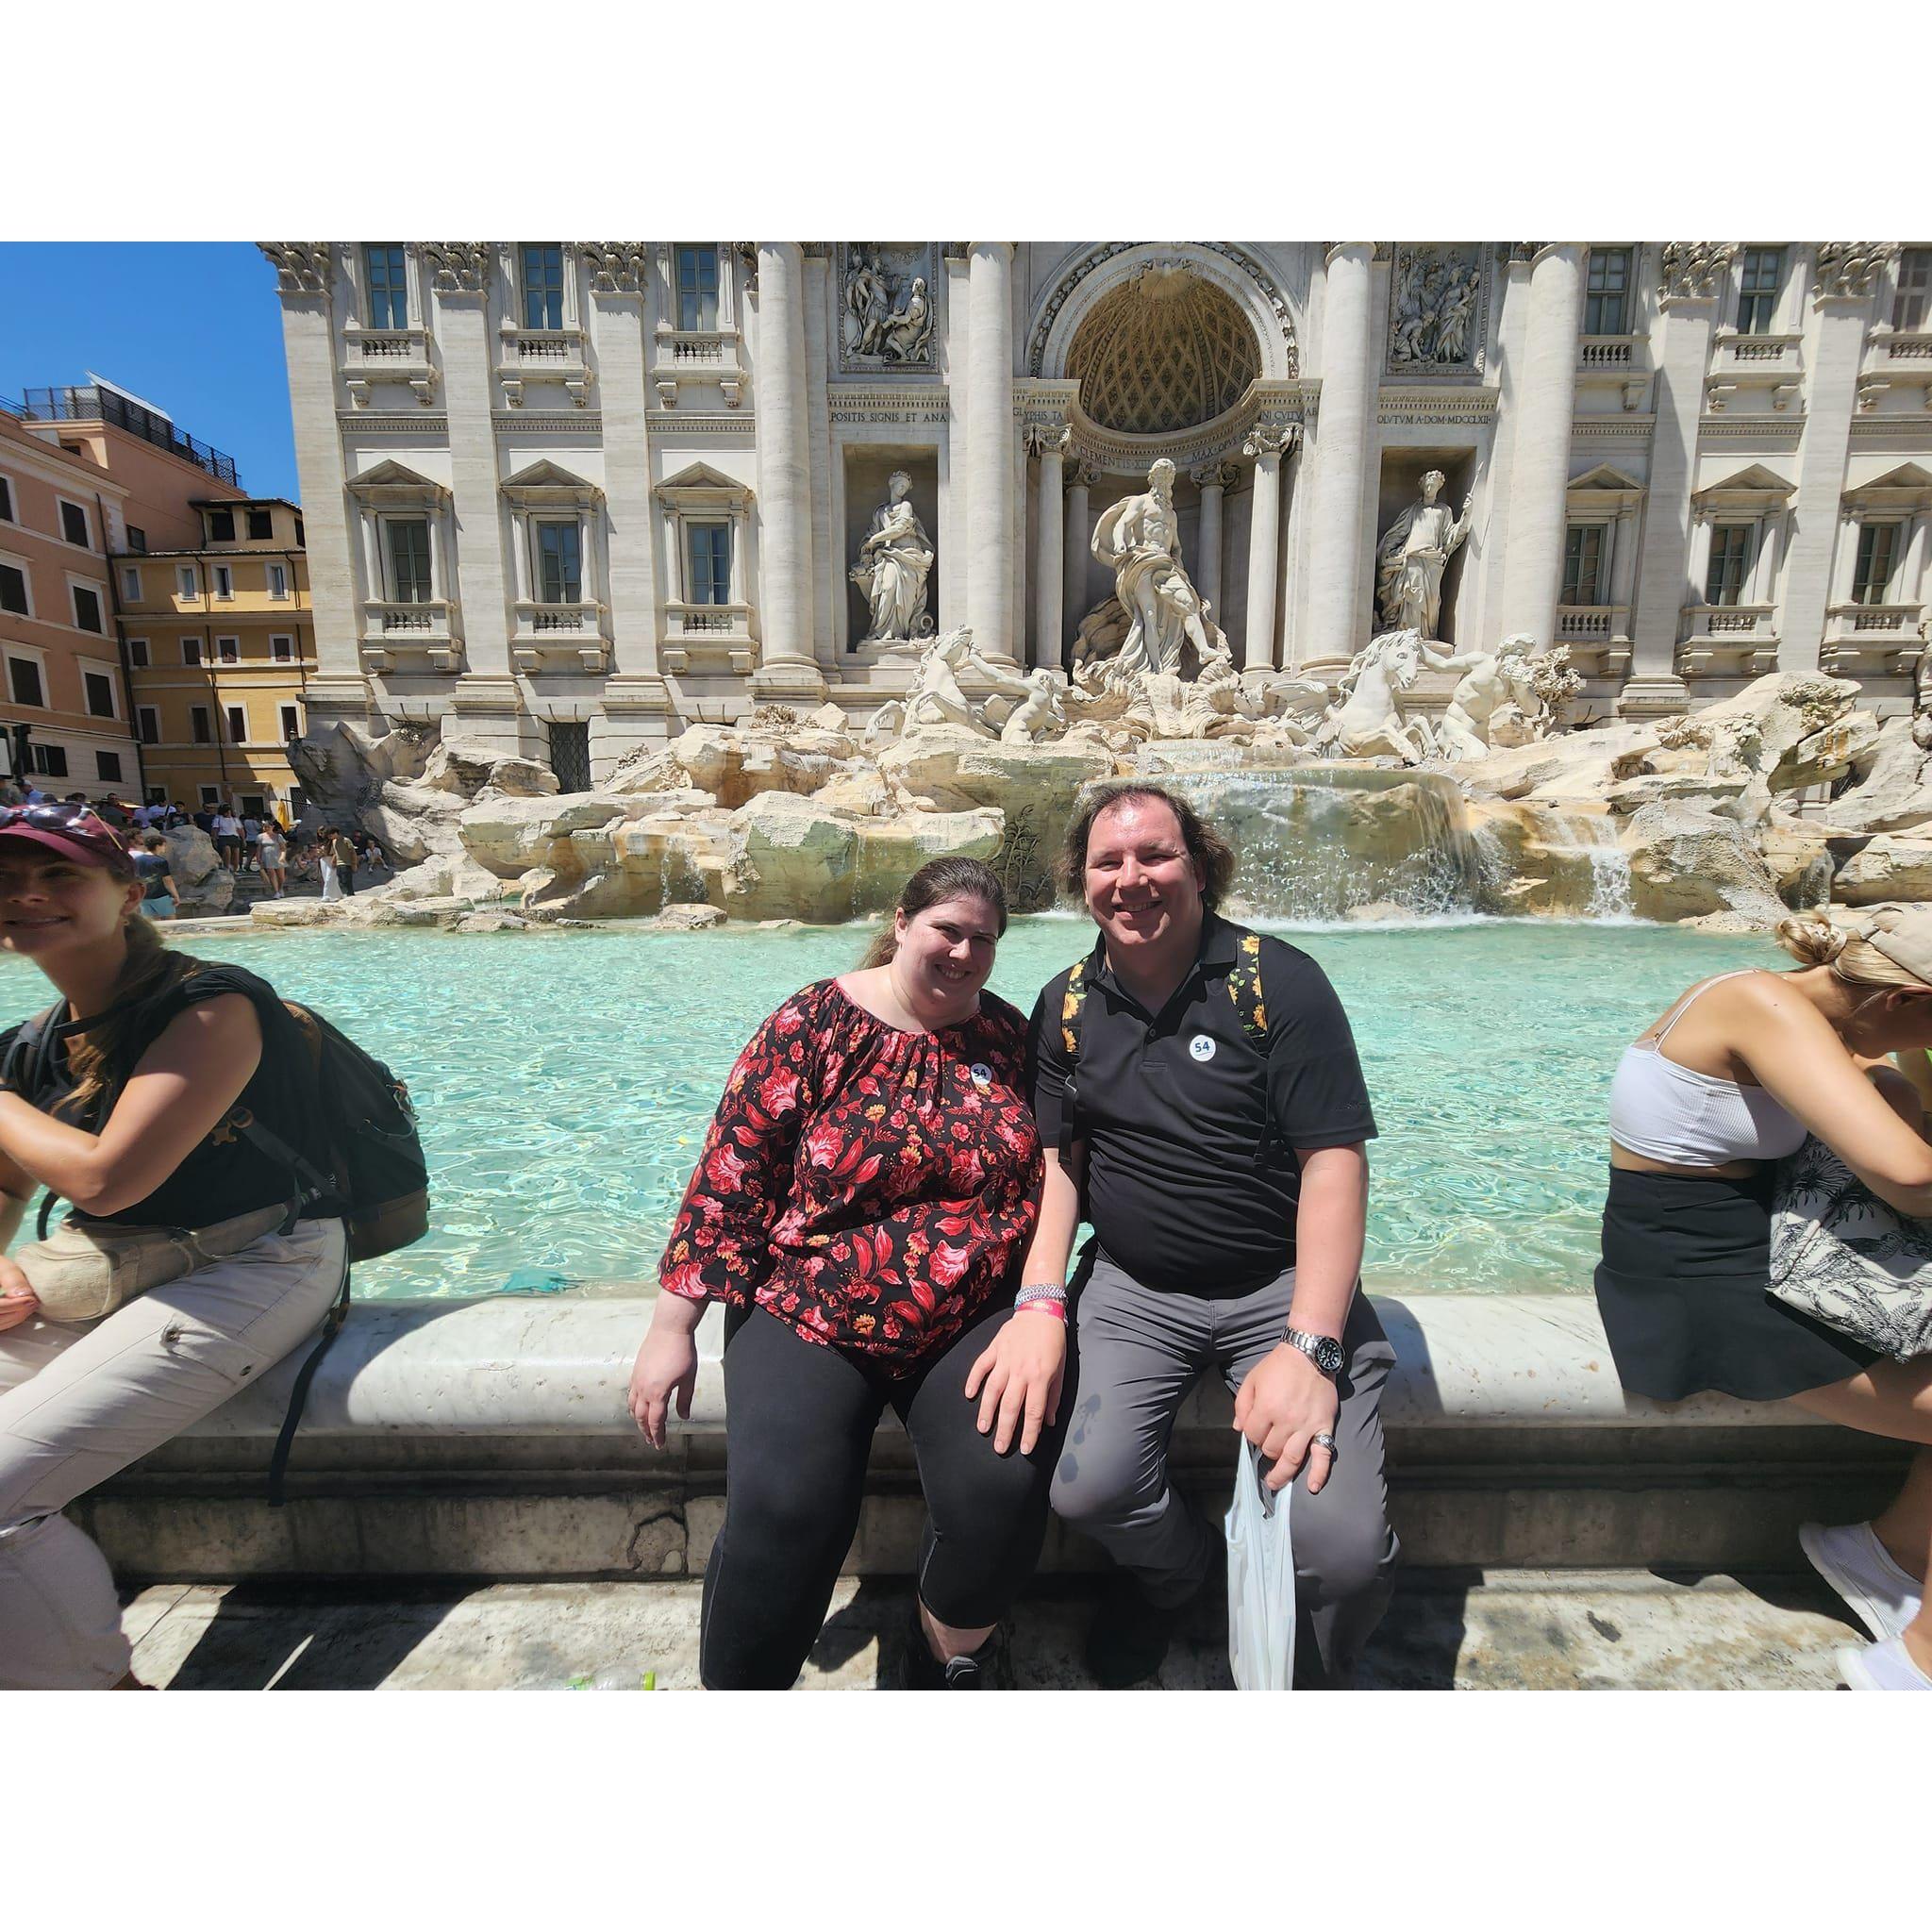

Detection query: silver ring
xmin=1311 ymin=1431 xmax=1338 ymax=1455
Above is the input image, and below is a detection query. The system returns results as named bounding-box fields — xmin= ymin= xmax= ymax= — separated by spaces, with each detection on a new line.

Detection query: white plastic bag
xmin=1224 ymin=1436 xmax=1295 ymax=1691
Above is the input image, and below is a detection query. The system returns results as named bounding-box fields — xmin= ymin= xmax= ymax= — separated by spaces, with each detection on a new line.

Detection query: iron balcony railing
xmin=19 ymin=386 xmax=241 ymax=487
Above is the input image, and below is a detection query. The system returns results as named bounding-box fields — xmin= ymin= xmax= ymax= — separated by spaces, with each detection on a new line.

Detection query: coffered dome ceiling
xmin=1068 ymin=266 xmax=1262 ymax=436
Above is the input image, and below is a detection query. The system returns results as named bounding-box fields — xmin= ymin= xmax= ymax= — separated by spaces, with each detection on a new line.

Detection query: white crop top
xmin=1607 ymin=970 xmax=1807 ymax=1165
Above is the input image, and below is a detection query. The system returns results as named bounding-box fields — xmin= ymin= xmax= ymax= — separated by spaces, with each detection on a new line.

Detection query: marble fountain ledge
xmin=176 ymin=1291 xmax=1827 ymax=1441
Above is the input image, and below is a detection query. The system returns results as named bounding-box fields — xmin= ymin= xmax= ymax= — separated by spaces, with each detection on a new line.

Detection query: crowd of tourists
xmin=0 ymin=782 xmax=1928 ymax=1691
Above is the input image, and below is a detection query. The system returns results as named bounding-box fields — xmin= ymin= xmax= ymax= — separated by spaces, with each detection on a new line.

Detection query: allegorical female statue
xmin=850 ymin=471 xmax=935 ymax=641
xmin=1374 ymin=467 xmax=1475 ymax=641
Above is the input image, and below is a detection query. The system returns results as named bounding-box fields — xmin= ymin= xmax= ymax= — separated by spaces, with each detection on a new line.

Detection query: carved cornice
xmin=1658 ymin=242 xmax=1736 ymax=303
xmin=259 ymin=242 xmax=334 ymax=295
xmin=1375 ymin=386 xmax=1498 ymax=425
xmin=423 ymin=243 xmax=495 ymax=294
xmin=1190 ymin=460 xmax=1240 ymax=491
xmin=583 ymin=242 xmax=651 ymax=295
xmin=1814 ymin=242 xmax=1898 ymax=300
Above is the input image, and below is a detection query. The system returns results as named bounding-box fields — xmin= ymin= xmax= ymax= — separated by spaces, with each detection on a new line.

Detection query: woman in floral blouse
xmin=628 ymin=856 xmax=1067 ymax=1689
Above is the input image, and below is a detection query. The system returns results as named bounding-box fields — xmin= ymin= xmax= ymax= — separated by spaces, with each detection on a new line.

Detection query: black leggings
xmin=699 ymin=1301 xmax=1066 ymax=1690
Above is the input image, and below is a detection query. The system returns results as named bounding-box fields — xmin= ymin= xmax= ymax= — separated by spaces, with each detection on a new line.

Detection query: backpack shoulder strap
xmin=1059 ymin=957 xmax=1089 ymax=1060
xmin=1225 ymin=929 xmax=1271 ymax=1054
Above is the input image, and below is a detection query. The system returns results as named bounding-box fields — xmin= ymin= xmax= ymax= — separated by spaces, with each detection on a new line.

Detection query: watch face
xmin=1316 ymin=1337 xmax=1344 ymax=1375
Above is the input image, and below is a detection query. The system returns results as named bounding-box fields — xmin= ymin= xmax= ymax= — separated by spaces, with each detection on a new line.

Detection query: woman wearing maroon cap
xmin=0 ymin=805 xmax=344 ymax=1689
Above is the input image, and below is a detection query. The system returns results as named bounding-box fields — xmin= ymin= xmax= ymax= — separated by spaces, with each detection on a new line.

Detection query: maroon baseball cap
xmin=0 ymin=806 xmax=137 ymax=875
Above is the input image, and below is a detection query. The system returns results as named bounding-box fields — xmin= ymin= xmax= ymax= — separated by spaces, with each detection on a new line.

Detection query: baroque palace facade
xmin=263 ymin=241 xmax=1932 ymax=786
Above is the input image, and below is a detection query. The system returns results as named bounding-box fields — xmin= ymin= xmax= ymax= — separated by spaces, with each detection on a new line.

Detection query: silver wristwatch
xmin=1283 ymin=1326 xmax=1344 ymax=1379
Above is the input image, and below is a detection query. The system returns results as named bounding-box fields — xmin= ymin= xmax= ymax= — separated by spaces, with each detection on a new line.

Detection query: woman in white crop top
xmin=1595 ymin=908 xmax=1932 ymax=1692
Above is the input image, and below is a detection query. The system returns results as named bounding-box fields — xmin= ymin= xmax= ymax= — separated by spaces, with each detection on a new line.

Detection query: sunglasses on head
xmin=0 ymin=802 xmax=115 ymax=833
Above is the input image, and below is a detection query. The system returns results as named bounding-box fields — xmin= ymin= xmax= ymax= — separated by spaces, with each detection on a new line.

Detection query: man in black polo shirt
xmin=1018 ymin=780 xmax=1398 ymax=1688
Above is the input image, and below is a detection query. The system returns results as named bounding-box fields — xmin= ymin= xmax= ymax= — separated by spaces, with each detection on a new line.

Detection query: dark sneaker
xmin=895 ymin=1603 xmax=1007 ymax=1690
xmin=1088 ymin=1519 xmax=1226 ymax=1689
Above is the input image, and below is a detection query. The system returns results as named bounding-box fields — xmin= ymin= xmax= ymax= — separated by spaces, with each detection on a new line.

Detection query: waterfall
xmin=1581 ymin=817 xmax=1634 ymax=922
xmin=1159 ymin=765 xmax=1485 ymax=923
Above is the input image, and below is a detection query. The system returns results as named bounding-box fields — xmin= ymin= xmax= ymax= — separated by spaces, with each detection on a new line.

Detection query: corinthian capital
xmin=1242 ymin=424 xmax=1297 ymax=462
xmin=1657 ymin=242 xmax=1737 ymax=303
xmin=422 ymin=243 xmax=495 ymax=294
xmin=1190 ymin=461 xmax=1239 ymax=491
xmin=582 ymin=242 xmax=651 ymax=295
xmin=258 ymin=243 xmax=334 ymax=295
xmin=1814 ymin=242 xmax=1898 ymax=300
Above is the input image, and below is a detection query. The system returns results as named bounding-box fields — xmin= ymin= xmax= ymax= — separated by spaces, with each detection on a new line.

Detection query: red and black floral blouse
xmin=658 ymin=980 xmax=1042 ymax=1369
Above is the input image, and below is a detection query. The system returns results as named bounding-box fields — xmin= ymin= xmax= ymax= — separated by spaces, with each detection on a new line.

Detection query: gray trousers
xmin=1051 ymin=1251 xmax=1399 ymax=1688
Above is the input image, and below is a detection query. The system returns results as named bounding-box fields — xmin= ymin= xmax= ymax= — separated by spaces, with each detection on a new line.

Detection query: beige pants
xmin=0 ymin=1218 xmax=344 ymax=1689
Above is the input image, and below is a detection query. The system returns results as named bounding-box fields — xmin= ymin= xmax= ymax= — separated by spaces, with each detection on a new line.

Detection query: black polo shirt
xmin=1026 ymin=911 xmax=1377 ymax=1294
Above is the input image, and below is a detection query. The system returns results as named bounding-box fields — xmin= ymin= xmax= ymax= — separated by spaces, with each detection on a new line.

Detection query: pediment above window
xmin=500 ymin=460 xmax=603 ymax=509
xmin=656 ymin=462 xmax=754 ymax=514
xmin=1842 ymin=460 xmax=1932 ymax=511
xmin=1691 ymin=459 xmax=1796 ymax=515
xmin=345 ymin=460 xmax=449 ymax=508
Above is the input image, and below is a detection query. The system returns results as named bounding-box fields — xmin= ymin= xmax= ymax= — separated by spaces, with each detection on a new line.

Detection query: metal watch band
xmin=1283 ymin=1325 xmax=1342 ymax=1377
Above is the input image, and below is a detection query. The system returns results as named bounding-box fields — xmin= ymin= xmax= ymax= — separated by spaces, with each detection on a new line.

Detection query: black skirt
xmin=1593 ymin=1166 xmax=1882 ymax=1402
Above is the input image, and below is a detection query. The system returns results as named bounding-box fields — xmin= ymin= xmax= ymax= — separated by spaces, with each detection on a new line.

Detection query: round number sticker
xmin=1189 ymin=1034 xmax=1217 ymax=1062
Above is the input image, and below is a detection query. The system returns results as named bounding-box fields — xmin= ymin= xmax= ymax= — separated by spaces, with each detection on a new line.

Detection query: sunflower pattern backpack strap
xmin=1060 ymin=956 xmax=1088 ymax=1058
xmin=1226 ymin=931 xmax=1270 ymax=1052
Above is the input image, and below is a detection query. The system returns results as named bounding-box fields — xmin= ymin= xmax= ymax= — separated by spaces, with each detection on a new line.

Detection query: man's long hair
xmin=1056 ymin=781 xmax=1238 ymax=910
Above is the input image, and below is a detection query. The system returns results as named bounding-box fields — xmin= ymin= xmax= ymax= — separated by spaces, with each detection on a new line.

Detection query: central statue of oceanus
xmin=1091 ymin=458 xmax=1217 ymax=678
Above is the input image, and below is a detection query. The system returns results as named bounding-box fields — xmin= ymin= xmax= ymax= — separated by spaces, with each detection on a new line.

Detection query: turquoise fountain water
xmin=0 ymin=919 xmax=1774 ymax=1299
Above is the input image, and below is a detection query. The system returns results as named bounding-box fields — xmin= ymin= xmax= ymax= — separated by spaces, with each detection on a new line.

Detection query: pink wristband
xmin=1016 ymin=1297 xmax=1068 ymax=1323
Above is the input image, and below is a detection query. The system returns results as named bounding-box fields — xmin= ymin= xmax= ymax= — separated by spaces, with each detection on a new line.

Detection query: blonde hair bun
xmin=1774 ymin=912 xmax=1852 ymax=967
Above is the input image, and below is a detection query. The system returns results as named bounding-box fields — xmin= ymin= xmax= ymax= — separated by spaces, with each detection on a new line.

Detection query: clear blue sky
xmin=0 ymin=243 xmax=297 ymax=501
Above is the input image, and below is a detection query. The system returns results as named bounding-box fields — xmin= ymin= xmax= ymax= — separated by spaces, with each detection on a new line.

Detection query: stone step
xmin=121 ymin=1569 xmax=1864 ymax=1691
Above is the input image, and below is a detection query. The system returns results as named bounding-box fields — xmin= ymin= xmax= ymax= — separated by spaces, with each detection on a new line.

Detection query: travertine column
xmin=1063 ymin=462 xmax=1092 ymax=650
xmin=1241 ymin=428 xmax=1291 ymax=671
xmin=1498 ymin=244 xmax=1587 ymax=647
xmin=1031 ymin=426 xmax=1067 ymax=670
xmin=1191 ymin=461 xmax=1230 ymax=624
xmin=259 ymin=244 xmax=367 ymax=730
xmin=1302 ymin=244 xmax=1377 ymax=674
xmin=1904 ymin=513 xmax=1931 ymax=604
xmin=430 ymin=243 xmax=524 ymax=756
xmin=750 ymin=242 xmax=825 ymax=698
xmin=966 ymin=242 xmax=1018 ymax=662
xmin=583 ymin=242 xmax=670 ymax=755
xmin=1780 ymin=245 xmax=1897 ymax=674
xmin=1626 ymin=243 xmax=1734 ymax=714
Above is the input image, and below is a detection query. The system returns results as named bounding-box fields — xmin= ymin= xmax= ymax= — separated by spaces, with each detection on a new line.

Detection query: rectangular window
xmin=366 ymin=245 xmax=408 ymax=329
xmin=537 ymin=522 xmax=582 ymax=603
xmin=241 ymin=792 xmax=266 ymax=821
xmin=0 ymin=563 xmax=26 ymax=616
xmin=34 ymin=745 xmax=67 ymax=779
xmin=199 ymin=784 xmax=220 ymax=809
xmin=183 ymin=637 xmax=203 ymax=665
xmin=248 ymin=509 xmax=275 ymax=541
xmin=1896 ymin=250 xmax=1932 ymax=333
xmin=521 ymin=244 xmax=564 ymax=330
xmin=177 ymin=566 xmax=198 ymax=599
xmin=226 ymin=705 xmax=248 ymax=743
xmin=144 ymin=786 xmax=165 ymax=806
xmin=267 ymin=562 xmax=289 ymax=599
xmin=688 ymin=524 xmax=731 ymax=606
xmin=294 ymin=515 xmax=305 ymax=547
xmin=279 ymin=704 xmax=301 ymax=740
xmin=271 ymin=634 xmax=294 ymax=662
xmin=0 ymin=476 xmax=13 ymax=521
xmin=191 ymin=706 xmax=211 ymax=744
xmin=208 ymin=508 xmax=235 ymax=543
xmin=72 ymin=586 xmax=103 ymax=634
xmin=1853 ymin=523 xmax=1901 ymax=605
xmin=676 ymin=245 xmax=719 ymax=332
xmin=137 ymin=706 xmax=159 ymax=745
xmin=8 ymin=657 xmax=45 ymax=707
xmin=126 ymin=525 xmax=145 ymax=553
xmin=59 ymin=500 xmax=90 ymax=547
xmin=121 ymin=566 xmax=142 ymax=601
xmin=95 ymin=750 xmax=123 ymax=784
xmin=126 ymin=638 xmax=150 ymax=667
xmin=212 ymin=564 xmax=233 ymax=599
xmin=1737 ymin=248 xmax=1784 ymax=334
xmin=386 ymin=519 xmax=433 ymax=602
xmin=546 ymin=720 xmax=591 ymax=792
xmin=216 ymin=636 xmax=240 ymax=665
xmin=83 ymin=670 xmax=115 ymax=719
xmin=1584 ymin=248 xmax=1631 ymax=336
xmin=1562 ymin=525 xmax=1607 ymax=606
xmin=1706 ymin=525 xmax=1755 ymax=606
